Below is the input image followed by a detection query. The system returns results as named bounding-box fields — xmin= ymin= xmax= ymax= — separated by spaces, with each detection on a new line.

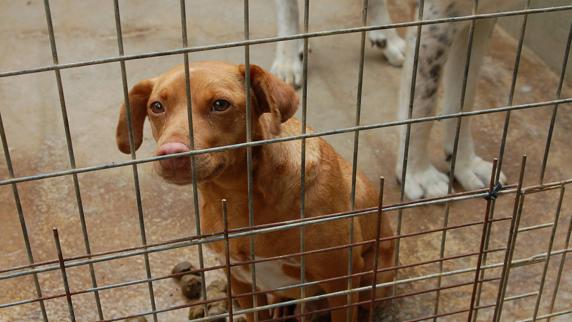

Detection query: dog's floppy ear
xmin=239 ymin=64 xmax=298 ymax=135
xmin=116 ymin=79 xmax=155 ymax=154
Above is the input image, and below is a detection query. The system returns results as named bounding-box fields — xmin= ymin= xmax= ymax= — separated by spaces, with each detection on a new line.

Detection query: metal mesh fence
xmin=1 ymin=0 xmax=571 ymax=321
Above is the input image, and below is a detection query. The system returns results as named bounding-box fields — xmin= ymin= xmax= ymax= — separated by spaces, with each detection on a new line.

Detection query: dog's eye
xmin=212 ymin=99 xmax=231 ymax=112
xmin=150 ymin=101 xmax=165 ymax=114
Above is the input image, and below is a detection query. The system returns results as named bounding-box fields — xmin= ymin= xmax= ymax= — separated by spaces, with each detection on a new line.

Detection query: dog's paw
xmin=397 ymin=164 xmax=450 ymax=200
xmin=271 ymin=53 xmax=303 ymax=88
xmin=453 ymin=156 xmax=507 ymax=191
xmin=369 ymin=30 xmax=406 ymax=67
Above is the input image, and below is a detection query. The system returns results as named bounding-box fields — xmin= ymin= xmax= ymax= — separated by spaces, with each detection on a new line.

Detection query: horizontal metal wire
xmin=518 ymin=308 xmax=572 ymax=322
xmin=105 ymin=277 xmax=502 ymax=322
xmin=504 ymin=291 xmax=538 ymax=302
xmin=0 ymin=182 xmax=523 ymax=280
xmin=257 ymin=278 xmax=504 ymax=322
xmin=246 ymin=288 xmax=548 ymax=322
xmin=2 ymin=97 xmax=572 ymax=187
xmin=2 ymin=3 xmax=572 ymax=321
xmin=2 ymin=238 xmax=570 ymax=314
xmin=0 ymin=210 xmax=510 ymax=283
xmin=518 ymin=222 xmax=553 ymax=233
xmin=0 ymin=181 xmax=569 ymax=315
xmin=0 ymin=246 xmax=506 ymax=310
xmin=112 ymin=245 xmax=568 ymax=321
xmin=401 ymin=295 xmax=546 ymax=322
xmin=1 ymin=5 xmax=571 ymax=80
xmin=0 ymin=183 xmax=510 ymax=278
xmin=0 ymin=170 xmax=572 ymax=316
xmin=102 ymin=242 xmax=572 ymax=322
xmin=0 ymin=242 xmax=507 ymax=311
xmin=3 ymin=176 xmax=572 ymax=282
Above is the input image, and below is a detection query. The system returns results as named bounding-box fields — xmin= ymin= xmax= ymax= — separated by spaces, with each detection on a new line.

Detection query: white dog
xmin=271 ymin=0 xmax=407 ymax=88
xmin=397 ymin=0 xmax=515 ymax=199
xmin=272 ymin=0 xmax=517 ymax=200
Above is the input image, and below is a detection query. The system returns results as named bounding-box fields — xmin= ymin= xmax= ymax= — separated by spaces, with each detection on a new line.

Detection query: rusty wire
xmin=1 ymin=1 xmax=572 ymax=322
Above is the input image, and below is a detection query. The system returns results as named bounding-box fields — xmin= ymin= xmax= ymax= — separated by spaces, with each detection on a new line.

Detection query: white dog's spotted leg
xmin=271 ymin=0 xmax=303 ymax=88
xmin=442 ymin=18 xmax=507 ymax=191
xmin=368 ymin=0 xmax=406 ymax=66
xmin=396 ymin=5 xmax=465 ymax=200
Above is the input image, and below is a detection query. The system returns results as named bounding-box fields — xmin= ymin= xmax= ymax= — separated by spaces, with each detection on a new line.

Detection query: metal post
xmin=531 ymin=187 xmax=566 ymax=321
xmin=368 ymin=177 xmax=385 ymax=322
xmin=112 ymin=1 xmax=157 ymax=320
xmin=178 ymin=0 xmax=209 ymax=316
xmin=492 ymin=155 xmax=528 ymax=322
xmin=42 ymin=0 xmax=103 ymax=318
xmin=222 ymin=199 xmax=234 ymax=321
xmin=53 ymin=228 xmax=76 ymax=322
xmin=299 ymin=0 xmax=311 ymax=320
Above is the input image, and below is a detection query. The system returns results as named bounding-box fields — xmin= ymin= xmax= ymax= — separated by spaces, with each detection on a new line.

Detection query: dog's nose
xmin=157 ymin=142 xmax=191 ymax=170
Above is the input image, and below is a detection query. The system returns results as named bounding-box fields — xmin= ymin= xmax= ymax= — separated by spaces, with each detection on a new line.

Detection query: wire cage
xmin=1 ymin=0 xmax=572 ymax=321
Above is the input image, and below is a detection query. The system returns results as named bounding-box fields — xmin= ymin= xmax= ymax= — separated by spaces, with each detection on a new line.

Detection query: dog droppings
xmin=171 ymin=261 xmax=194 ymax=279
xmin=185 ymin=277 xmax=246 ymax=321
xmin=180 ymin=274 xmax=202 ymax=299
xmin=171 ymin=261 xmax=202 ymax=299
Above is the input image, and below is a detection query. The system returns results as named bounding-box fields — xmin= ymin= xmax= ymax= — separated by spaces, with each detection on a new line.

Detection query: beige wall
xmin=499 ymin=0 xmax=572 ymax=84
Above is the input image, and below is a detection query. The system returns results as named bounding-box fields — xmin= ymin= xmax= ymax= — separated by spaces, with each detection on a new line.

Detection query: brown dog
xmin=116 ymin=61 xmax=395 ymax=322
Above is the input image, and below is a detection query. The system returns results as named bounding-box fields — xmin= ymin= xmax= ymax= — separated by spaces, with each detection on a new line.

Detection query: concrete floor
xmin=1 ymin=0 xmax=572 ymax=321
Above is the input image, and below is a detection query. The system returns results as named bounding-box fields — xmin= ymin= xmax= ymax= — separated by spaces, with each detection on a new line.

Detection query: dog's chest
xmin=232 ymin=256 xmax=300 ymax=291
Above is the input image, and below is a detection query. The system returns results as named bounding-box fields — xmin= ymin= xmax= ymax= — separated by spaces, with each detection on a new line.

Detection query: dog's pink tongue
xmin=157 ymin=142 xmax=190 ymax=170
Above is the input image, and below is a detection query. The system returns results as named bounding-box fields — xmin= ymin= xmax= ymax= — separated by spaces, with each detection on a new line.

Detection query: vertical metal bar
xmin=53 ymin=228 xmax=76 ymax=322
xmin=468 ymin=11 xmax=500 ymax=322
xmin=178 ymin=0 xmax=209 ymax=315
xmin=531 ymin=186 xmax=566 ymax=321
xmin=467 ymin=159 xmax=498 ymax=321
xmin=472 ymin=189 xmax=499 ymax=322
xmin=474 ymin=5 xmax=535 ymax=310
xmin=396 ymin=0 xmax=425 ymax=288
xmin=0 ymin=112 xmax=48 ymax=322
xmin=539 ymin=23 xmax=572 ymax=184
xmin=368 ymin=177 xmax=385 ymax=322
xmin=484 ymin=2 xmax=531 ymax=313
xmin=41 ymin=0 xmax=103 ymax=318
xmin=242 ymin=1 xmax=258 ymax=319
xmin=435 ymin=2 xmax=479 ymax=319
xmin=546 ymin=201 xmax=572 ymax=322
xmin=112 ymin=1 xmax=157 ymax=321
xmin=495 ymin=0 xmax=531 ymax=182
xmin=492 ymin=155 xmax=528 ymax=322
xmin=346 ymin=1 xmax=369 ymax=320
xmin=221 ymin=199 xmax=234 ymax=321
xmin=349 ymin=0 xmax=369 ymax=213
xmin=299 ymin=0 xmax=310 ymax=320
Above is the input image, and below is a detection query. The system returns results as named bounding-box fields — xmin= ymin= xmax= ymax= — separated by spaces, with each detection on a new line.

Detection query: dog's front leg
xmin=271 ymin=0 xmax=303 ymax=88
xmin=396 ymin=14 xmax=463 ymax=200
xmin=322 ymin=275 xmax=361 ymax=322
xmin=230 ymin=275 xmax=270 ymax=322
xmin=442 ymin=18 xmax=507 ymax=191
xmin=307 ymin=251 xmax=364 ymax=322
xmin=368 ymin=0 xmax=406 ymax=66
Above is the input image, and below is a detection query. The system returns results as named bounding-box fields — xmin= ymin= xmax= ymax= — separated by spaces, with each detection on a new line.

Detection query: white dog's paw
xmin=453 ymin=156 xmax=507 ymax=191
xmin=271 ymin=49 xmax=303 ymax=88
xmin=397 ymin=164 xmax=450 ymax=200
xmin=368 ymin=30 xmax=406 ymax=67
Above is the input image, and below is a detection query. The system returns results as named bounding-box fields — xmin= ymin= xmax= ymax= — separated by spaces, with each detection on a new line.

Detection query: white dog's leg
xmin=442 ymin=18 xmax=507 ymax=190
xmin=396 ymin=7 xmax=464 ymax=200
xmin=368 ymin=0 xmax=406 ymax=66
xmin=271 ymin=0 xmax=303 ymax=88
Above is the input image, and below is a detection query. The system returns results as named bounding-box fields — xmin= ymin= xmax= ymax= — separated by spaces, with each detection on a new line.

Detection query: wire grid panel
xmin=0 ymin=1 xmax=572 ymax=322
